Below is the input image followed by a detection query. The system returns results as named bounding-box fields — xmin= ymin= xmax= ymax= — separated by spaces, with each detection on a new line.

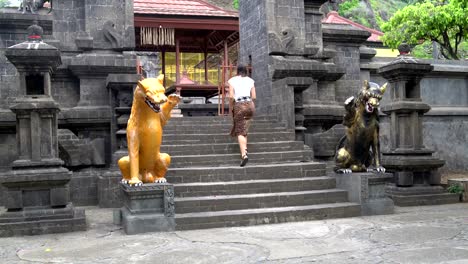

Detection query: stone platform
xmin=0 ymin=204 xmax=86 ymax=237
xmin=0 ymin=167 xmax=87 ymax=237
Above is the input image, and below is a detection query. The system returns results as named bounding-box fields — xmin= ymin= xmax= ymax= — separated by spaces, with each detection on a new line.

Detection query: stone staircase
xmin=161 ymin=116 xmax=360 ymax=230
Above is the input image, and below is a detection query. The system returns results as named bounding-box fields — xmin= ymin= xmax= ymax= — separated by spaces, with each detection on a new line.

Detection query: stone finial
xmin=397 ymin=43 xmax=411 ymax=56
xmin=27 ymin=20 xmax=43 ymax=41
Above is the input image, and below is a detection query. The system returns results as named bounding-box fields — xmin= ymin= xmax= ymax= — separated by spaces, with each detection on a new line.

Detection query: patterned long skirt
xmin=230 ymin=101 xmax=255 ymax=137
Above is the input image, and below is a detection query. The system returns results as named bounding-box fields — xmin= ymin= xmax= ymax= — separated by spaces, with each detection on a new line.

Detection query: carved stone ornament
xmin=268 ymin=28 xmax=296 ymax=55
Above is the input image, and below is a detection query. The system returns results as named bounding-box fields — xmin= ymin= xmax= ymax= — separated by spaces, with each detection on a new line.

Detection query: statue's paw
xmin=337 ymin=168 xmax=352 ymax=174
xmin=344 ymin=96 xmax=355 ymax=105
xmin=376 ymin=166 xmax=386 ymax=173
xmin=154 ymin=178 xmax=167 ymax=183
xmin=128 ymin=179 xmax=143 ymax=186
xmin=121 ymin=179 xmax=129 ymax=185
xmin=167 ymin=94 xmax=182 ymax=105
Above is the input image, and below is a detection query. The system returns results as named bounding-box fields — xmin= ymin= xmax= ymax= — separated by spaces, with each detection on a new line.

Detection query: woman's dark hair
xmin=237 ymin=64 xmax=247 ymax=77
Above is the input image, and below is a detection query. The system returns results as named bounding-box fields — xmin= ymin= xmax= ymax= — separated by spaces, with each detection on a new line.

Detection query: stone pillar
xmin=239 ymin=0 xmax=345 ymax=152
xmin=0 ymin=24 xmax=86 ymax=237
xmin=303 ymin=0 xmax=327 ymax=55
xmin=378 ymin=46 xmax=459 ymax=206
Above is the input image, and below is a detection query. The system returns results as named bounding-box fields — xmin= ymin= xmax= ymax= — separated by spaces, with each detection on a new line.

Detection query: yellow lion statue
xmin=118 ymin=75 xmax=181 ymax=186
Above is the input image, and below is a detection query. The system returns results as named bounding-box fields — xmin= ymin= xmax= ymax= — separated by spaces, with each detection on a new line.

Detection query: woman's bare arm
xmin=250 ymin=86 xmax=256 ymax=101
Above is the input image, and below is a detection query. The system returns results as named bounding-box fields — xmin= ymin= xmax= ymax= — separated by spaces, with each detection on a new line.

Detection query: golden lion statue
xmin=118 ymin=75 xmax=181 ymax=186
xmin=335 ymin=80 xmax=387 ymax=174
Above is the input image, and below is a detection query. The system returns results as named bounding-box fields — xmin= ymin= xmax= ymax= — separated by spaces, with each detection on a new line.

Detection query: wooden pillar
xmin=161 ymin=50 xmax=166 ymax=87
xmin=175 ymin=38 xmax=180 ymax=84
xmin=222 ymin=40 xmax=229 ymax=115
xmin=223 ymin=40 xmax=228 ymax=69
xmin=204 ymin=50 xmax=208 ymax=84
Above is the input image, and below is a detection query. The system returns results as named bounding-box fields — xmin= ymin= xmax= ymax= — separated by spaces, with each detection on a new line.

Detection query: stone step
xmin=118 ymin=118 xmax=283 ymax=127
xmin=162 ymin=132 xmax=295 ymax=144
xmin=174 ymin=176 xmax=337 ymax=197
xmin=168 ymin=116 xmax=278 ymax=122
xmin=175 ymin=202 xmax=361 ymax=230
xmin=118 ymin=116 xmax=278 ymax=125
xmin=163 ymin=126 xmax=288 ymax=134
xmin=166 ymin=162 xmax=327 ymax=183
xmin=175 ymin=189 xmax=349 ymax=213
xmin=161 ymin=141 xmax=306 ymax=155
xmin=171 ymin=150 xmax=312 ymax=168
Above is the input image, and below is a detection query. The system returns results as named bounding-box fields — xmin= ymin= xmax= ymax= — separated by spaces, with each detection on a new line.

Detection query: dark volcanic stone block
xmin=0 ymin=204 xmax=86 ymax=237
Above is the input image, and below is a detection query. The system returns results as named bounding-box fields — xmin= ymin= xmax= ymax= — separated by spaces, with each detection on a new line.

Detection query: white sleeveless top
xmin=228 ymin=76 xmax=255 ymax=99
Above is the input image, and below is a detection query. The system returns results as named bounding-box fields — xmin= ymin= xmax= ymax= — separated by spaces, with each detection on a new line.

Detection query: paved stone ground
xmin=1 ymin=203 xmax=467 ymax=264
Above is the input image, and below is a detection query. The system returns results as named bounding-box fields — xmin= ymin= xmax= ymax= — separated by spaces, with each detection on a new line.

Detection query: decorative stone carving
xmin=18 ymin=0 xmax=49 ymax=14
xmin=268 ymin=28 xmax=296 ymax=55
xmin=164 ymin=186 xmax=175 ymax=217
xmin=102 ymin=21 xmax=122 ymax=49
xmin=137 ymin=52 xmax=161 ymax=78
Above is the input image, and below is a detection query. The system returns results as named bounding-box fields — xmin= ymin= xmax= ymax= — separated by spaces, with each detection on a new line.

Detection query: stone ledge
xmin=0 ymin=205 xmax=86 ymax=237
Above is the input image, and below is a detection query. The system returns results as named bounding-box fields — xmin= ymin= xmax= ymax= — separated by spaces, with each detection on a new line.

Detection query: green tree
xmin=381 ymin=0 xmax=467 ymax=59
xmin=233 ymin=0 xmax=238 ymax=9
xmin=0 ymin=0 xmax=11 ymax=8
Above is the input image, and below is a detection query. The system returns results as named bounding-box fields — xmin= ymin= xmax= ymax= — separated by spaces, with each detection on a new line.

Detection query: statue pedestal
xmin=116 ymin=183 xmax=175 ymax=235
xmin=335 ymin=172 xmax=394 ymax=215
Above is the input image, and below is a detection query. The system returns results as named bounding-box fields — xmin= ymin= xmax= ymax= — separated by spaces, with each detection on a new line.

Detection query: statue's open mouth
xmin=366 ymin=102 xmax=374 ymax=113
xmin=145 ymin=97 xmax=161 ymax=113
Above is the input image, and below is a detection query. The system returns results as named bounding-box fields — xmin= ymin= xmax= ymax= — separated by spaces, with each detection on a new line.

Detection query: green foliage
xmin=411 ymin=41 xmax=434 ymax=59
xmin=460 ymin=40 xmax=468 ymax=59
xmin=369 ymin=0 xmax=407 ymax=22
xmin=447 ymin=184 xmax=464 ymax=195
xmin=0 ymin=0 xmax=11 ymax=8
xmin=233 ymin=0 xmax=238 ymax=10
xmin=338 ymin=0 xmax=360 ymax=16
xmin=381 ymin=0 xmax=468 ymax=59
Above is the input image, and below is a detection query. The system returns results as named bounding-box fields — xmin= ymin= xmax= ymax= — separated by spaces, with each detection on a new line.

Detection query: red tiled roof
xmin=322 ymin=11 xmax=383 ymax=42
xmin=134 ymin=0 xmax=238 ymax=17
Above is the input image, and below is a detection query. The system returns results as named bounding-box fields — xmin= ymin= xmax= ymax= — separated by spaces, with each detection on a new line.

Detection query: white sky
xmin=6 ymin=0 xmax=21 ymax=6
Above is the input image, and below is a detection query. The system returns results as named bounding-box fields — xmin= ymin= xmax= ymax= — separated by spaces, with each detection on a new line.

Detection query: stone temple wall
xmin=0 ymin=1 xmax=137 ymax=206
